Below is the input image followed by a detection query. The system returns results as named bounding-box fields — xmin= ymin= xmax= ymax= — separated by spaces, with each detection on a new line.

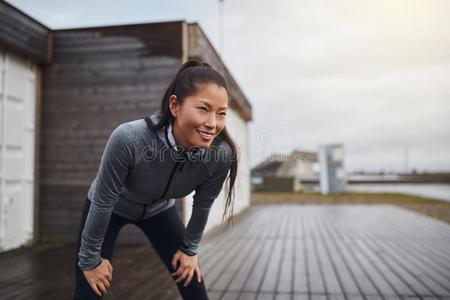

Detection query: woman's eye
xmin=198 ymin=107 xmax=226 ymax=116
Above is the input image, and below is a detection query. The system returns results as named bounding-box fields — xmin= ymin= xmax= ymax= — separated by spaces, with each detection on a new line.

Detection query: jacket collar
xmin=148 ymin=111 xmax=207 ymax=160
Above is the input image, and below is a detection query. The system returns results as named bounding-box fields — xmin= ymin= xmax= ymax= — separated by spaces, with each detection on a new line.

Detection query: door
xmin=0 ymin=49 xmax=37 ymax=251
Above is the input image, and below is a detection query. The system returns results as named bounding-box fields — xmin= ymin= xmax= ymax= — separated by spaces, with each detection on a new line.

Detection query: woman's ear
xmin=168 ymin=95 xmax=178 ymax=118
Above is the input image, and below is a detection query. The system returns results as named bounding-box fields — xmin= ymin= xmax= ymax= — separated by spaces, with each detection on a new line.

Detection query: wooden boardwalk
xmin=0 ymin=203 xmax=449 ymax=300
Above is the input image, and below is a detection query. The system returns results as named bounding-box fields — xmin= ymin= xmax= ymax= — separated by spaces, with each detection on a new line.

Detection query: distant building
xmin=251 ymin=150 xmax=319 ymax=192
xmin=318 ymin=144 xmax=346 ymax=194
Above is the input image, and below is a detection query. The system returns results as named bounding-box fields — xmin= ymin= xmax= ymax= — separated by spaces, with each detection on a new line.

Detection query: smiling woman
xmin=168 ymin=83 xmax=229 ymax=148
xmin=73 ymin=60 xmax=239 ymax=300
xmin=151 ymin=61 xmax=238 ymax=225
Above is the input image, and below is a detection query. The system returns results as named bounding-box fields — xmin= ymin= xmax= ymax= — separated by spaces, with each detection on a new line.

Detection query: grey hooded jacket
xmin=78 ymin=111 xmax=232 ymax=270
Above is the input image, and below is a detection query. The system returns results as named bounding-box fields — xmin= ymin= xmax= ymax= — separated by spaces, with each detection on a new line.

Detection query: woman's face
xmin=169 ymin=83 xmax=229 ymax=150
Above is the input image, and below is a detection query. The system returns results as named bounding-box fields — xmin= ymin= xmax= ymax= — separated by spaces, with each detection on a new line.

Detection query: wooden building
xmin=0 ymin=0 xmax=252 ymax=251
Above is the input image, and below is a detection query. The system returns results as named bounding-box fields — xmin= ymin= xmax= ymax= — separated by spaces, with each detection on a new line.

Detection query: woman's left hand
xmin=171 ymin=250 xmax=202 ymax=287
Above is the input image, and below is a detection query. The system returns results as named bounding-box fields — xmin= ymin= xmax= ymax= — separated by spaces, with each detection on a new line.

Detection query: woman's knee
xmin=73 ymin=262 xmax=102 ymax=300
xmin=175 ymin=278 xmax=209 ymax=300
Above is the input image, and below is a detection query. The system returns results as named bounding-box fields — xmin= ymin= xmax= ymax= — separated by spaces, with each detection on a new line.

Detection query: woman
xmin=73 ymin=60 xmax=238 ymax=299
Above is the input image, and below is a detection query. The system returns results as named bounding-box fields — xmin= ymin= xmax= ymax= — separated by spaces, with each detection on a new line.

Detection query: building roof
xmin=251 ymin=149 xmax=318 ymax=177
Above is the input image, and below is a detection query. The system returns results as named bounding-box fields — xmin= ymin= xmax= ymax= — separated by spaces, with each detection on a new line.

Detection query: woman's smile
xmin=197 ymin=130 xmax=214 ymax=141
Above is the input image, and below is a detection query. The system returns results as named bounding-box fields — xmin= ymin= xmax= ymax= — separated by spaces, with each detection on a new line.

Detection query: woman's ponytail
xmin=152 ymin=60 xmax=201 ymax=130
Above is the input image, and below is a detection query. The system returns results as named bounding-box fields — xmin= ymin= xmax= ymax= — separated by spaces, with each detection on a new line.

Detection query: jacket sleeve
xmin=179 ymin=153 xmax=232 ymax=256
xmin=78 ymin=123 xmax=135 ymax=270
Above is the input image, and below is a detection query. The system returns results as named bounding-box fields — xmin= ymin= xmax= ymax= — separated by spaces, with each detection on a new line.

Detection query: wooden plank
xmin=335 ymin=206 xmax=416 ymax=297
xmin=243 ymin=206 xmax=283 ymax=297
xmin=311 ymin=211 xmax=343 ymax=296
xmin=318 ymin=208 xmax=394 ymax=297
xmin=338 ymin=205 xmax=442 ymax=298
xmin=276 ymin=207 xmax=294 ymax=294
xmin=313 ymin=209 xmax=363 ymax=297
xmin=238 ymin=291 xmax=258 ymax=300
xmin=208 ymin=217 xmax=266 ymax=292
xmin=204 ymin=221 xmax=258 ymax=288
xmin=294 ymin=208 xmax=309 ymax=296
xmin=260 ymin=208 xmax=290 ymax=293
xmin=220 ymin=208 xmax=275 ymax=295
xmin=380 ymin=240 xmax=450 ymax=296
xmin=305 ymin=210 xmax=327 ymax=295
xmin=361 ymin=210 xmax=450 ymax=297
xmin=392 ymin=240 xmax=450 ymax=283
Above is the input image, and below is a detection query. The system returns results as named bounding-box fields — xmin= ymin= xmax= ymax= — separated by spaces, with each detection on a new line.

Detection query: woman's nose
xmin=205 ymin=115 xmax=216 ymax=128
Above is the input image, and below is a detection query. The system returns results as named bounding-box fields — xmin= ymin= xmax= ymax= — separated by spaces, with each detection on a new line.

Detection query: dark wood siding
xmin=187 ymin=23 xmax=252 ymax=121
xmin=39 ymin=21 xmax=184 ymax=244
xmin=0 ymin=0 xmax=51 ymax=63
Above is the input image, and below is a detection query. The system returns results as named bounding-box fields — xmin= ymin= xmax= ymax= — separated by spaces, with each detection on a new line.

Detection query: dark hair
xmin=152 ymin=59 xmax=238 ymax=227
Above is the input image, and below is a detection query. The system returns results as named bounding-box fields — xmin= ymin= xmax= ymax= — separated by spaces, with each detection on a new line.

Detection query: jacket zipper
xmin=138 ymin=204 xmax=147 ymax=221
xmin=137 ymin=161 xmax=182 ymax=222
xmin=138 ymin=122 xmax=185 ymax=222
xmin=160 ymin=122 xmax=187 ymax=197
xmin=161 ymin=161 xmax=182 ymax=199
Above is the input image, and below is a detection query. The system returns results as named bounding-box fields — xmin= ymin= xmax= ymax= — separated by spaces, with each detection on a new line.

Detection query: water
xmin=303 ymin=183 xmax=450 ymax=202
xmin=346 ymin=183 xmax=450 ymax=202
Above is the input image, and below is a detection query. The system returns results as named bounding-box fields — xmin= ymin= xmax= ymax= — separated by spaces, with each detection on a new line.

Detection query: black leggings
xmin=73 ymin=196 xmax=209 ymax=299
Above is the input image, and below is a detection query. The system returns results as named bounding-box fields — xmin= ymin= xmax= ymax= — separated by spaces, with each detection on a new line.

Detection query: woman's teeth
xmin=198 ymin=130 xmax=213 ymax=139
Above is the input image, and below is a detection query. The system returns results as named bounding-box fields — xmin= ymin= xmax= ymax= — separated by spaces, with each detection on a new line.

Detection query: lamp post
xmin=218 ymin=0 xmax=224 ymax=56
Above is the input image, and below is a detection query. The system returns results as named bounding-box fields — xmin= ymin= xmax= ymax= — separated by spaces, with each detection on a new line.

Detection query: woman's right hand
xmin=82 ymin=258 xmax=113 ymax=296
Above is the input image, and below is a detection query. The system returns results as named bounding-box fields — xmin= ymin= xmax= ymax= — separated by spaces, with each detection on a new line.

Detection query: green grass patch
xmin=251 ymin=191 xmax=450 ymax=224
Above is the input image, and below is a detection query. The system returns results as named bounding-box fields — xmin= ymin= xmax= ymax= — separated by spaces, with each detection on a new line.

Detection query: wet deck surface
xmin=0 ymin=204 xmax=449 ymax=300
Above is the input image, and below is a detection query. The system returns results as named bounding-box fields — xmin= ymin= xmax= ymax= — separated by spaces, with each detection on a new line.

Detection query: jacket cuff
xmin=179 ymin=239 xmax=198 ymax=256
xmin=78 ymin=256 xmax=102 ymax=271
xmin=179 ymin=247 xmax=197 ymax=256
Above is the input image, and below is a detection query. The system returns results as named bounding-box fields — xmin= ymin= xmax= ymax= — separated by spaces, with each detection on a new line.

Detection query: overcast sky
xmin=8 ymin=0 xmax=450 ymax=173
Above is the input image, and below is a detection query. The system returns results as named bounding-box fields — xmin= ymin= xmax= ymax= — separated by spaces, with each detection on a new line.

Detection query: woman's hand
xmin=171 ymin=250 xmax=202 ymax=287
xmin=82 ymin=258 xmax=113 ymax=296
